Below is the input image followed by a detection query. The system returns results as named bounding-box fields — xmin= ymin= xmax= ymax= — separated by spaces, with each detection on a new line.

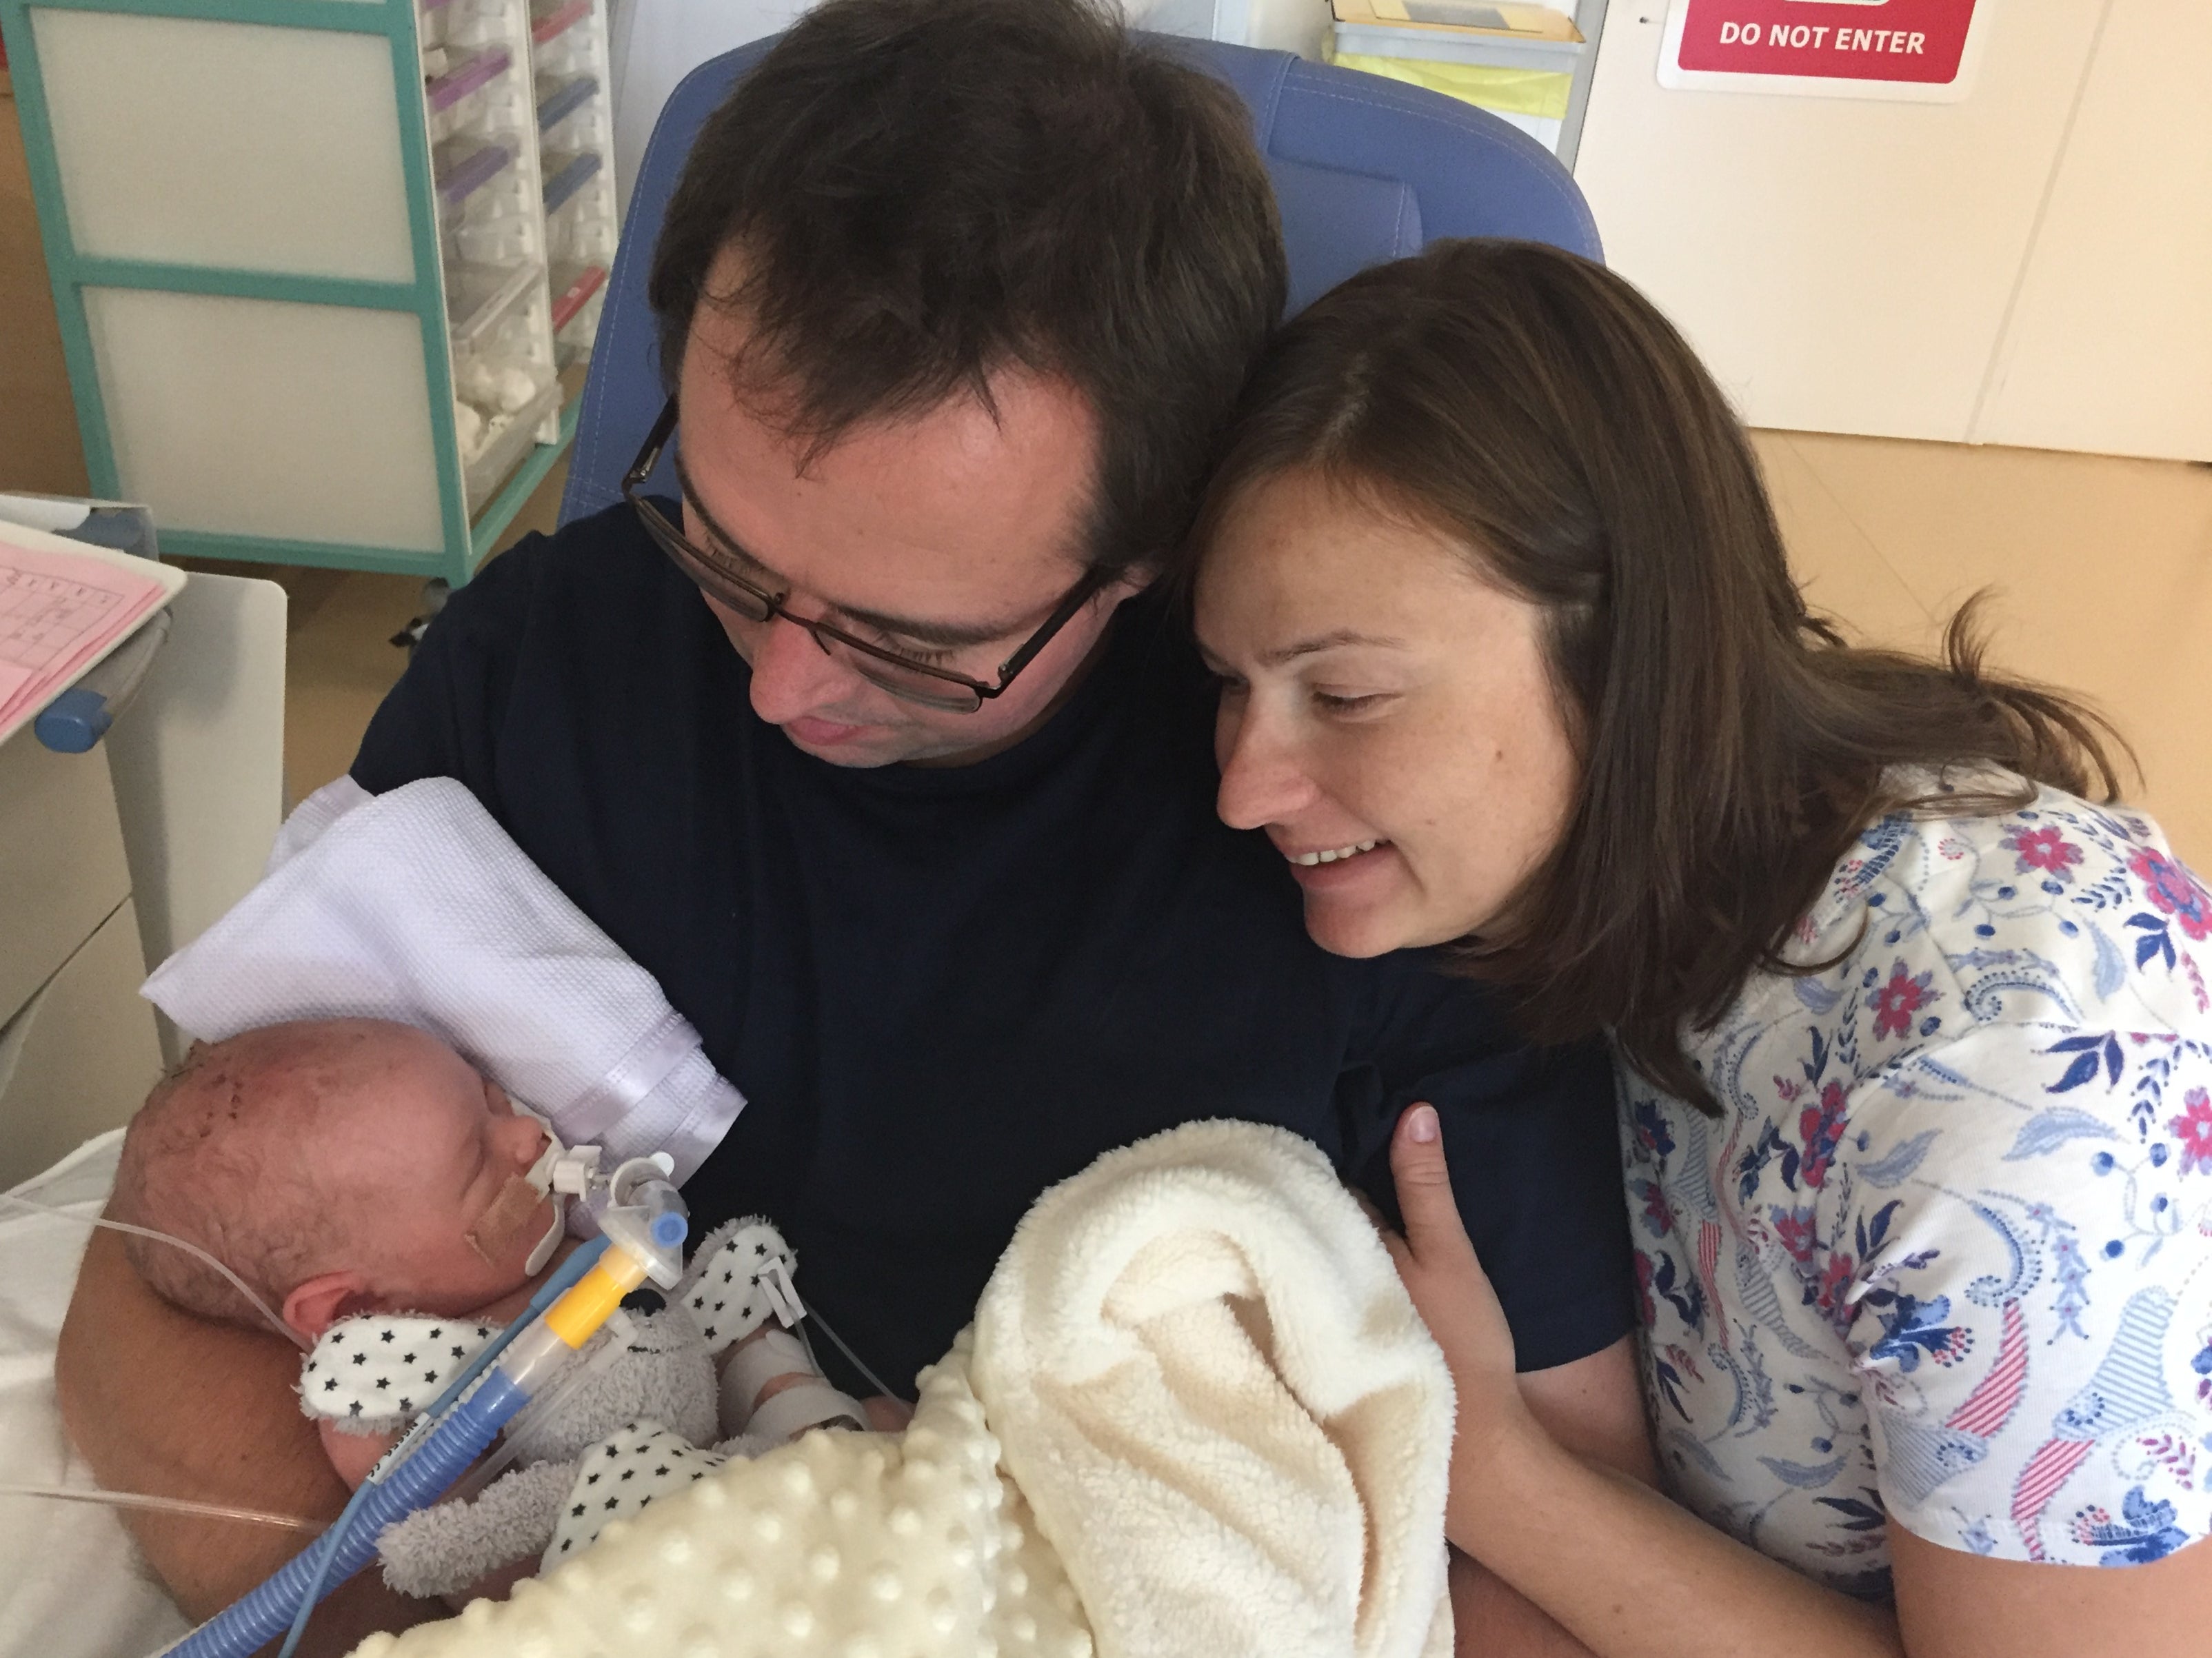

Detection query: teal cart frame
xmin=0 ymin=0 xmax=576 ymax=585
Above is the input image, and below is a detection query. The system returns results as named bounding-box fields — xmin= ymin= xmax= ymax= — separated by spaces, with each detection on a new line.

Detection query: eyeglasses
xmin=623 ymin=398 xmax=1112 ymax=713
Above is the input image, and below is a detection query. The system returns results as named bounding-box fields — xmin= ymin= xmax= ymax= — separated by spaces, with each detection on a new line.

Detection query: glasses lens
xmin=842 ymin=648 xmax=986 ymax=712
xmin=645 ymin=509 xmax=774 ymax=623
xmin=634 ymin=492 xmax=987 ymax=710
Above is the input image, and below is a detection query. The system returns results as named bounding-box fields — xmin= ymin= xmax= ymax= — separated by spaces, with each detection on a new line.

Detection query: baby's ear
xmin=284 ymin=1270 xmax=375 ymax=1340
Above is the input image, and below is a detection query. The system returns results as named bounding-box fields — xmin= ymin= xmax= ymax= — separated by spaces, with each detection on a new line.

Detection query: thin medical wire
xmin=0 ymin=1195 xmax=308 ymax=1350
xmin=798 ymin=1294 xmax=899 ymax=1402
xmin=0 ymin=1483 xmax=321 ymax=1532
xmin=272 ymin=1457 xmax=372 ymax=1658
xmin=446 ymin=1324 xmax=629 ymax=1499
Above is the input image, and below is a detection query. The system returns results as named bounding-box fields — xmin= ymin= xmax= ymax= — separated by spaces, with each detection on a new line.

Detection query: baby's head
xmin=111 ymin=1018 xmax=558 ymax=1339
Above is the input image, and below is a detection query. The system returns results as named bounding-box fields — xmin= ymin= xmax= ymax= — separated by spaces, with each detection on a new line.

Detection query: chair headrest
xmin=561 ymin=36 xmax=1598 ymax=525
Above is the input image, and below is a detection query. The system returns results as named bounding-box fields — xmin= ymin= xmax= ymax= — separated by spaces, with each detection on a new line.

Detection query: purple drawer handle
xmin=436 ymin=142 xmax=514 ymax=206
xmin=428 ymin=46 xmax=512 ymax=113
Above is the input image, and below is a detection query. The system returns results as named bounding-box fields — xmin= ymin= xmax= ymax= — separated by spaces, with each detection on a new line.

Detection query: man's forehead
xmin=678 ymin=257 xmax=1087 ymax=452
xmin=673 ymin=327 xmax=1102 ymax=620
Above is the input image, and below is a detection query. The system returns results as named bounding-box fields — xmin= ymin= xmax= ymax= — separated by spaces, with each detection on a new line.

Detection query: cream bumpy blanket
xmin=356 ymin=1120 xmax=1456 ymax=1658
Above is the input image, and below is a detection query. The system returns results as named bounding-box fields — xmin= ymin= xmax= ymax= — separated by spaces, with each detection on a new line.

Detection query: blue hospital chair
xmin=559 ymin=37 xmax=1602 ymax=525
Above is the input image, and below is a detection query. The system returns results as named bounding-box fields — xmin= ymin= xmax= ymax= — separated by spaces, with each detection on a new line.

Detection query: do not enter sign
xmin=1660 ymin=0 xmax=1993 ymax=101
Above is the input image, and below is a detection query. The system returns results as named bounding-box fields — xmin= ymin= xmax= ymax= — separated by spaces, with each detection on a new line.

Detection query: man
xmin=59 ymin=0 xmax=1647 ymax=1648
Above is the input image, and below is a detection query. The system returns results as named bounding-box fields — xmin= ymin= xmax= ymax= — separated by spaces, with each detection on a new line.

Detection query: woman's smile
xmin=1276 ymin=837 xmax=1383 ymax=866
xmin=1276 ymin=836 xmax=1400 ymax=900
xmin=1195 ymin=468 xmax=1577 ymax=958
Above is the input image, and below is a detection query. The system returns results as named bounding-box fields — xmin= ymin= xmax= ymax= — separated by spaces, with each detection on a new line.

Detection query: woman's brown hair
xmin=1185 ymin=239 xmax=2129 ymax=1109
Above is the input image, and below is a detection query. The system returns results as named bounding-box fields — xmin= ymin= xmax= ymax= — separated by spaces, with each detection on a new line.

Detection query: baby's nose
xmin=497 ymin=1112 xmax=549 ymax=1166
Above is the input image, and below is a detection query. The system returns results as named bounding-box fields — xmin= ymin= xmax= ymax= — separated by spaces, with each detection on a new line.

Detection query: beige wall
xmin=1 ymin=79 xmax=90 ymax=497
xmin=1576 ymin=2 xmax=2212 ymax=462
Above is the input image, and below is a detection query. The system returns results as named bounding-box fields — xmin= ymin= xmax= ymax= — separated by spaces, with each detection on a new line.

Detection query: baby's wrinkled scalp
xmin=110 ymin=1019 xmax=421 ymax=1327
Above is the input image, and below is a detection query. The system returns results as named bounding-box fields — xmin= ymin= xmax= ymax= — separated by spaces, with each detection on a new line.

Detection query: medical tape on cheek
xmin=465 ymin=1173 xmax=547 ymax=1266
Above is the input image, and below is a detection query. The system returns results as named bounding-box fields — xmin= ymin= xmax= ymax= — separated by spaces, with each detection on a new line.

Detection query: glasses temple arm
xmin=992 ymin=565 xmax=1116 ymax=683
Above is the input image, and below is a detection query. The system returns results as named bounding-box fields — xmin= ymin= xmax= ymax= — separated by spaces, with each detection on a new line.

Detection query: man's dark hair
xmin=647 ymin=0 xmax=1287 ymax=578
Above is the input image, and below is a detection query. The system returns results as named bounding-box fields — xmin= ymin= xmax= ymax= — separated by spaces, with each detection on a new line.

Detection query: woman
xmin=1187 ymin=240 xmax=2212 ymax=1656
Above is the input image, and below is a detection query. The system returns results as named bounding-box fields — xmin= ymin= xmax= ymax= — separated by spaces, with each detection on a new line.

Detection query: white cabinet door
xmin=1573 ymin=1 xmax=2101 ymax=441
xmin=0 ymin=899 xmax=163 ymax=1189
xmin=103 ymin=570 xmax=287 ymax=981
xmin=0 ymin=736 xmax=132 ymax=1027
xmin=1972 ymin=3 xmax=2212 ymax=461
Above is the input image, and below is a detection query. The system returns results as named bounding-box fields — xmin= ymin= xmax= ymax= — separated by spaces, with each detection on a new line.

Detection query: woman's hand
xmin=1382 ymin=1103 xmax=1540 ymax=1462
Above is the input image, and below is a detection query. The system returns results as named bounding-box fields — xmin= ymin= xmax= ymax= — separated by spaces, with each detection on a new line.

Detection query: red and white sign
xmin=1660 ymin=0 xmax=1993 ymax=101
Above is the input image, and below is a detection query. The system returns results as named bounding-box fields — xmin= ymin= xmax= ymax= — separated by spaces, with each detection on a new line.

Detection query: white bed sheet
xmin=0 ymin=1132 xmax=190 ymax=1658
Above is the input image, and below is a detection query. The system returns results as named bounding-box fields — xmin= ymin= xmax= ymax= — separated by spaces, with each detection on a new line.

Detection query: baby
xmin=113 ymin=1018 xmax=567 ymax=1351
xmin=105 ymin=1023 xmax=1453 ymax=1658
xmin=108 ymin=1016 xmax=864 ymax=1588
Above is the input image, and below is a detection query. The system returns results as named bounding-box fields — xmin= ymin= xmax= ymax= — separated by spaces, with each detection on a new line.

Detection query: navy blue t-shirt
xmin=353 ymin=503 xmax=1633 ymax=1394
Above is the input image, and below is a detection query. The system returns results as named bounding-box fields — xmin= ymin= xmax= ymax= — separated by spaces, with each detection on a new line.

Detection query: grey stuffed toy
xmin=308 ymin=1218 xmax=848 ymax=1599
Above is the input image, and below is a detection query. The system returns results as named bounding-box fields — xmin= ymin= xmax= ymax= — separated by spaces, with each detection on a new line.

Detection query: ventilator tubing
xmin=162 ymin=1175 xmax=676 ymax=1653
xmin=164 ymin=1371 xmax=527 ymax=1658
xmin=166 ymin=1194 xmax=676 ymax=1658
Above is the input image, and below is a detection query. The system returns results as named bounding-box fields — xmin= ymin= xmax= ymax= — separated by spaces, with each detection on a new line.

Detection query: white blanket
xmin=141 ymin=777 xmax=745 ymax=1184
xmin=356 ymin=1121 xmax=1455 ymax=1658
xmin=0 ymin=1135 xmax=190 ymax=1658
xmin=974 ymin=1120 xmax=1456 ymax=1658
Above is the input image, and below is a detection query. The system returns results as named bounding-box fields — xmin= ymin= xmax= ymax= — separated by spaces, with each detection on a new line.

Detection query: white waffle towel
xmin=141 ymin=776 xmax=744 ymax=1184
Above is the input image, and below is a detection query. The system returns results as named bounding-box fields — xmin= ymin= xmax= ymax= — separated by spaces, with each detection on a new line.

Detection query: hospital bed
xmin=0 ymin=33 xmax=1598 ymax=1655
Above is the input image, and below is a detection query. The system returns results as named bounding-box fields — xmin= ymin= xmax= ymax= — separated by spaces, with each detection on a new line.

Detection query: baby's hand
xmin=861 ymin=1395 xmax=914 ymax=1432
xmin=718 ymin=1324 xmax=867 ymax=1438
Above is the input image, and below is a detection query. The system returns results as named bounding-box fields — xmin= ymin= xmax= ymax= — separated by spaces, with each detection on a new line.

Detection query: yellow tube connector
xmin=541 ymin=1247 xmax=650 ymax=1348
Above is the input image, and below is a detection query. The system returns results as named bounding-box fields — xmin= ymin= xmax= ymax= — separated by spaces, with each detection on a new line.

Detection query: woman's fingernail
xmin=1406 ymin=1104 xmax=1439 ymax=1144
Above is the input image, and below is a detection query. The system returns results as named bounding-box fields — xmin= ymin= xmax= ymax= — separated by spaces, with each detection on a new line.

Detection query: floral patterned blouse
xmin=1618 ymin=778 xmax=2212 ymax=1597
